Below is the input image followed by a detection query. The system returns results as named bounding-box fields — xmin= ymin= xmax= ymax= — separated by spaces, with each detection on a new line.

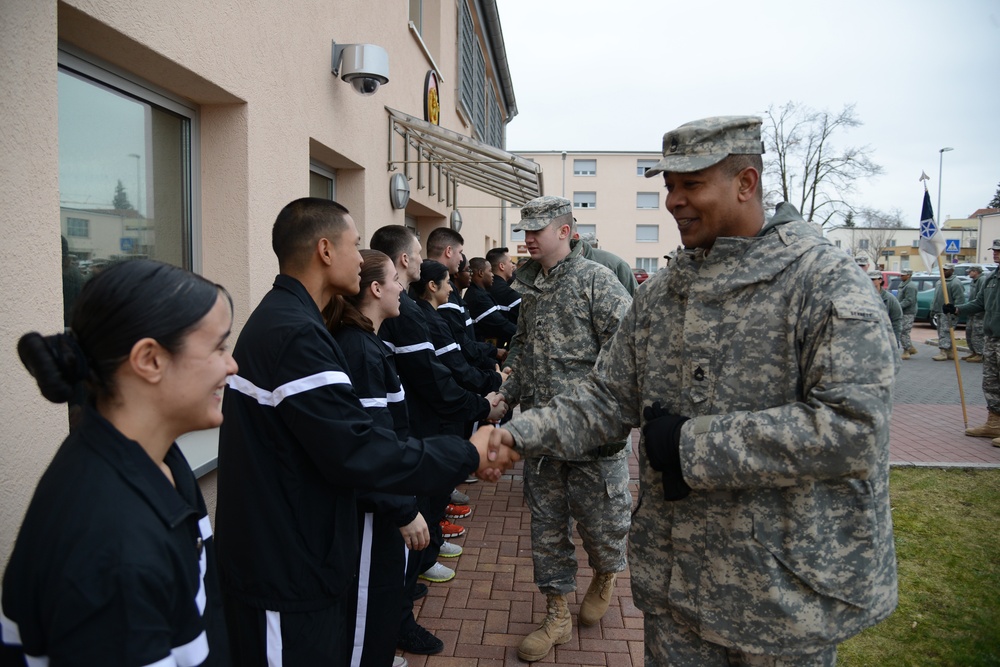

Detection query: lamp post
xmin=128 ymin=153 xmax=141 ymax=215
xmin=937 ymin=147 xmax=953 ymax=228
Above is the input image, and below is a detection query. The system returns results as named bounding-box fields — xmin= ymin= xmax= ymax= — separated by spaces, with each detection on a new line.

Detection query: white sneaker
xmin=392 ymin=657 xmax=408 ymax=667
xmin=450 ymin=488 xmax=470 ymax=505
xmin=418 ymin=562 xmax=456 ymax=583
xmin=439 ymin=540 xmax=463 ymax=558
xmin=464 ymin=475 xmax=479 ymax=484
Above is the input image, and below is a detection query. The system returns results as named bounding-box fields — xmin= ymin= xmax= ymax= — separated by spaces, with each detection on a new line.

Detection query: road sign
xmin=120 ymin=237 xmax=134 ymax=253
xmin=944 ymin=239 xmax=960 ymax=255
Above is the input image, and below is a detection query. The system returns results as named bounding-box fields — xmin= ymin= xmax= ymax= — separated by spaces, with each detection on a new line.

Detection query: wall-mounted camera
xmin=332 ymin=42 xmax=389 ymax=96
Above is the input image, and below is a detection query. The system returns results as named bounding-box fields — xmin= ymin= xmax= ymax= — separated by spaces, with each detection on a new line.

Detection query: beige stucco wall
xmin=515 ymin=152 xmax=681 ymax=270
xmin=0 ymin=0 xmax=514 ymax=562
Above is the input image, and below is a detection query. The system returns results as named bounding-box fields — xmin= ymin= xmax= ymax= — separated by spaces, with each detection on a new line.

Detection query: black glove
xmin=942 ymin=303 xmax=957 ymax=315
xmin=642 ymin=402 xmax=691 ymax=501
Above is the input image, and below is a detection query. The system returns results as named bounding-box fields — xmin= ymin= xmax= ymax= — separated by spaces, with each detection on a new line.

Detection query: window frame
xmin=573 ymin=159 xmax=596 ymax=176
xmin=636 ymin=192 xmax=660 ymax=209
xmin=573 ymin=191 xmax=597 ymax=209
xmin=637 ymin=159 xmax=658 ymax=176
xmin=636 ymin=224 xmax=659 ymax=243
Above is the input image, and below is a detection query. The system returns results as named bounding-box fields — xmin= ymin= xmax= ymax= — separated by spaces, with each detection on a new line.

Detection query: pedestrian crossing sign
xmin=944 ymin=239 xmax=960 ymax=255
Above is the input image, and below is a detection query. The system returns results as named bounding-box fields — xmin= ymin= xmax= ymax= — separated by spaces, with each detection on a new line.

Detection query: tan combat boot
xmin=518 ymin=594 xmax=571 ymax=662
xmin=992 ymin=437 xmax=1000 ymax=448
xmin=908 ymin=346 xmax=918 ymax=355
xmin=962 ymin=352 xmax=976 ymax=360
xmin=967 ymin=354 xmax=984 ymax=363
xmin=932 ymin=350 xmax=949 ymax=361
xmin=579 ymin=572 xmax=617 ymax=626
xmin=965 ymin=412 xmax=1000 ymax=438
xmin=901 ymin=350 xmax=911 ymax=360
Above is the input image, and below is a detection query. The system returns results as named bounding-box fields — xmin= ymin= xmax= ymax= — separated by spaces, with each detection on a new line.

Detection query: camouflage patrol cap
xmin=992 ymin=239 xmax=1000 ymax=251
xmin=901 ymin=268 xmax=913 ymax=276
xmin=855 ymin=254 xmax=870 ymax=266
xmin=644 ymin=116 xmax=764 ymax=178
xmin=867 ymin=269 xmax=883 ymax=280
xmin=514 ymin=195 xmax=573 ymax=232
xmin=968 ymin=265 xmax=983 ymax=273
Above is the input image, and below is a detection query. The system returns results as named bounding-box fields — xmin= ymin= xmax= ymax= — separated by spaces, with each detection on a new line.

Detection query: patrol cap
xmin=901 ymin=268 xmax=913 ymax=276
xmin=968 ymin=265 xmax=982 ymax=273
xmin=644 ymin=116 xmax=764 ymax=178
xmin=991 ymin=239 xmax=1000 ymax=251
xmin=867 ymin=269 xmax=883 ymax=280
xmin=855 ymin=254 xmax=870 ymax=266
xmin=514 ymin=195 xmax=573 ymax=232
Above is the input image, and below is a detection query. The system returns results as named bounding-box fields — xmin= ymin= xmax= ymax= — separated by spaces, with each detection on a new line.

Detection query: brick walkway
xmin=403 ymin=322 xmax=1000 ymax=666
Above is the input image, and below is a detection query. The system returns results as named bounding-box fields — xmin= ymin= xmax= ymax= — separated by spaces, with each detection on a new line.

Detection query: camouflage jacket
xmin=897 ymin=277 xmax=918 ymax=314
xmin=505 ymin=203 xmax=898 ymax=653
xmin=931 ymin=274 xmax=966 ymax=312
xmin=501 ymin=242 xmax=631 ymax=460
xmin=879 ymin=288 xmax=903 ymax=344
xmin=957 ymin=270 xmax=1000 ymax=336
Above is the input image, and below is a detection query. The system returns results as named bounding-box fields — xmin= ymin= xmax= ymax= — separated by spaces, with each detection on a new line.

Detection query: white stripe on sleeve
xmin=227 ymin=371 xmax=353 ymax=407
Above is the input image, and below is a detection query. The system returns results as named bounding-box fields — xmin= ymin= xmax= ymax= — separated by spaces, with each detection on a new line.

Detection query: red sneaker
xmin=444 ymin=503 xmax=472 ymax=519
xmin=439 ymin=519 xmax=466 ymax=538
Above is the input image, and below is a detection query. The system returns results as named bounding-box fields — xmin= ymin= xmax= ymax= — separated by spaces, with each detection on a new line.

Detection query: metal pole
xmin=937 ymin=147 xmax=953 ymax=233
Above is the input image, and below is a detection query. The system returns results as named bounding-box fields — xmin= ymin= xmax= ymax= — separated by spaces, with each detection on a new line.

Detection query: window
xmin=576 ymin=223 xmax=596 ymax=241
xmin=58 ymin=48 xmax=197 ymax=328
xmin=573 ymin=159 xmax=596 ymax=176
xmin=888 ymin=239 xmax=897 ymax=247
xmin=486 ymin=86 xmax=503 ymax=149
xmin=309 ymin=162 xmax=337 ymax=200
xmin=835 ymin=239 xmax=842 ymax=248
xmin=573 ymin=192 xmax=596 ymax=209
xmin=458 ymin=1 xmax=478 ymax=128
xmin=637 ymin=159 xmax=658 ymax=176
xmin=636 ymin=257 xmax=658 ymax=272
xmin=66 ymin=217 xmax=90 ymax=238
xmin=636 ymin=225 xmax=659 ymax=242
xmin=859 ymin=239 xmax=869 ymax=249
xmin=636 ymin=192 xmax=659 ymax=209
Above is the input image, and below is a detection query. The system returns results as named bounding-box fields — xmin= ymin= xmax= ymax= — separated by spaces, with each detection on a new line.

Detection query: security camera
xmin=332 ymin=42 xmax=389 ymax=97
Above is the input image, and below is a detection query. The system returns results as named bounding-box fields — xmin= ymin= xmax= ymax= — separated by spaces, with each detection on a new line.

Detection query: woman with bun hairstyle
xmin=1 ymin=259 xmax=236 ymax=666
xmin=325 ymin=249 xmax=422 ymax=667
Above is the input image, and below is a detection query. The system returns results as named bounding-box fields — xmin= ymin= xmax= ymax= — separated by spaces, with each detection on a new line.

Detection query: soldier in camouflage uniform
xmin=870 ymin=270 xmax=902 ymax=347
xmin=491 ymin=117 xmax=899 ymax=666
xmin=932 ymin=264 xmax=966 ymax=360
xmin=949 ymin=241 xmax=1000 ymax=442
xmin=499 ymin=195 xmax=632 ymax=662
xmin=897 ymin=268 xmax=919 ymax=359
xmin=962 ymin=265 xmax=985 ymax=362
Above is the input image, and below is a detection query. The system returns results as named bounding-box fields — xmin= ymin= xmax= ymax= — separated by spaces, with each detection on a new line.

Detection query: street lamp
xmin=937 ymin=147 xmax=953 ymax=228
xmin=128 ymin=153 xmax=141 ymax=215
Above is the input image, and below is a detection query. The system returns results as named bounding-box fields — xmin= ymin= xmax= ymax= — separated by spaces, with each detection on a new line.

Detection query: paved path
xmin=406 ymin=322 xmax=999 ymax=666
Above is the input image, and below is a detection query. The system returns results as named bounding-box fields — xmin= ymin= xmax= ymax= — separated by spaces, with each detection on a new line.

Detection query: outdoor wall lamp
xmin=331 ymin=41 xmax=389 ymax=96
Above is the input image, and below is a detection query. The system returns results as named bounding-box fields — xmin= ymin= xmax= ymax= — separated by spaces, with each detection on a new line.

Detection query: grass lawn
xmin=838 ymin=467 xmax=1000 ymax=666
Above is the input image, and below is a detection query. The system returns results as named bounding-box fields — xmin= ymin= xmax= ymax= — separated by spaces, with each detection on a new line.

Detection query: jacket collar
xmin=79 ymin=407 xmax=198 ymax=530
xmin=274 ymin=274 xmax=325 ymax=326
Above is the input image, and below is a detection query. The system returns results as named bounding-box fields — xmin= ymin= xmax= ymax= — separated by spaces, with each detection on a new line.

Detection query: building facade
xmin=0 ymin=0 xmax=541 ymax=561
xmin=513 ymin=151 xmax=680 ymax=272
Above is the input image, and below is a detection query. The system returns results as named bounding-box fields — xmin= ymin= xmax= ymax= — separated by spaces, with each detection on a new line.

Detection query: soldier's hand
xmin=943 ymin=303 xmax=957 ymax=315
xmin=470 ymin=425 xmax=520 ymax=481
xmin=641 ymin=402 xmax=692 ymax=501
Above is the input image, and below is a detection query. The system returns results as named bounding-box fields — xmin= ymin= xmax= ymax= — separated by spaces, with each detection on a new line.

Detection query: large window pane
xmin=636 ymin=224 xmax=659 ymax=242
xmin=573 ymin=191 xmax=596 ymax=209
xmin=59 ymin=66 xmax=193 ymax=323
xmin=636 ymin=192 xmax=659 ymax=209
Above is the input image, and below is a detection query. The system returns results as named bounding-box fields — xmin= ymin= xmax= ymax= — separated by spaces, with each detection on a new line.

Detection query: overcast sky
xmin=500 ymin=0 xmax=999 ymax=226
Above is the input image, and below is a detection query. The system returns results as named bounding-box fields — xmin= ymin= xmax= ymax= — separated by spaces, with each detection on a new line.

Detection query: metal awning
xmin=386 ymin=107 xmax=542 ymax=207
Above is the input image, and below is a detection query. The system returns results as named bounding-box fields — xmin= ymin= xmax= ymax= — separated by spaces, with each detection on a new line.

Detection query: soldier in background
xmin=897 ymin=268 xmax=919 ymax=359
xmin=491 ymin=117 xmax=898 ymax=665
xmin=570 ymin=218 xmax=638 ymax=295
xmin=485 ymin=246 xmax=521 ymax=325
xmin=963 ymin=265 xmax=985 ymax=362
xmin=932 ymin=264 xmax=966 ymax=361
xmin=855 ymin=253 xmax=871 ymax=273
xmin=870 ymin=269 xmax=902 ymax=347
xmin=499 ymin=195 xmax=632 ymax=662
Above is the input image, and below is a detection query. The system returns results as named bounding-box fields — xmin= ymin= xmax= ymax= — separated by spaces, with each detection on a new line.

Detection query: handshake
xmin=469 ymin=424 xmax=518 ymax=481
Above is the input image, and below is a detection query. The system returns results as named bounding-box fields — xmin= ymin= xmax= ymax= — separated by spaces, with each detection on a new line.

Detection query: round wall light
xmin=450 ymin=209 xmax=463 ymax=232
xmin=390 ymin=173 xmax=410 ymax=210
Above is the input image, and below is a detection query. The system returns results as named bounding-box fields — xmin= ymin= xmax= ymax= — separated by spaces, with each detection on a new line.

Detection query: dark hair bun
xmin=17 ymin=332 xmax=87 ymax=404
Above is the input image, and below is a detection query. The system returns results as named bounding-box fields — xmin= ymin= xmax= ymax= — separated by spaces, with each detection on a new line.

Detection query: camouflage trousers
xmin=900 ymin=313 xmax=916 ymax=352
xmin=983 ymin=336 xmax=1000 ymax=414
xmin=936 ymin=313 xmax=959 ymax=350
xmin=523 ymin=454 xmax=630 ymax=595
xmin=643 ymin=612 xmax=837 ymax=667
xmin=967 ymin=313 xmax=985 ymax=355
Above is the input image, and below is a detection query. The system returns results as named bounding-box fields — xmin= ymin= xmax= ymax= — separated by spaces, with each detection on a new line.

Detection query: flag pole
xmin=937 ymin=256 xmax=969 ymax=429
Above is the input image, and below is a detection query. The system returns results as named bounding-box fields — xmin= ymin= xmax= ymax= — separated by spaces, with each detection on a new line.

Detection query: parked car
xmin=949 ymin=263 xmax=997 ymax=278
xmin=632 ymin=268 xmax=649 ymax=284
xmin=912 ymin=275 xmax=972 ymax=327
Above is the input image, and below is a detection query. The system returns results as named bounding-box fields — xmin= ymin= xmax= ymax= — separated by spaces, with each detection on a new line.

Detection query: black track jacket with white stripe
xmin=1 ymin=408 xmax=229 ymax=666
xmin=463 ymin=282 xmax=517 ymax=348
xmin=215 ymin=275 xmax=478 ymax=612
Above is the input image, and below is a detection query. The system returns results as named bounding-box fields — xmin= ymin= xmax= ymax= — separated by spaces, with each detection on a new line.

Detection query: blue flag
xmin=918 ymin=188 xmax=944 ymax=270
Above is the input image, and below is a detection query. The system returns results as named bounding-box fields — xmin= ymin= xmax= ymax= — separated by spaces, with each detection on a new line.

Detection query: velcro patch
xmin=832 ymin=298 xmax=880 ymax=322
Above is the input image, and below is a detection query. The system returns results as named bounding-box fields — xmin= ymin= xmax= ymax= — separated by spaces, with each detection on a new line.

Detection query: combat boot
xmin=967 ymin=354 xmax=984 ymax=363
xmin=518 ymin=594 xmax=571 ymax=662
xmin=993 ymin=437 xmax=1000 ymax=448
xmin=579 ymin=572 xmax=617 ymax=626
xmin=932 ymin=350 xmax=948 ymax=361
xmin=965 ymin=411 xmax=1000 ymax=438
xmin=901 ymin=350 xmax=911 ymax=360
xmin=908 ymin=346 xmax=918 ymax=355
xmin=962 ymin=352 xmax=976 ymax=360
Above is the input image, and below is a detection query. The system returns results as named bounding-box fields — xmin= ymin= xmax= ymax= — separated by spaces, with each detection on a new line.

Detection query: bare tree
xmin=857 ymin=206 xmax=906 ymax=229
xmin=860 ymin=227 xmax=897 ymax=268
xmin=762 ymin=101 xmax=883 ymax=228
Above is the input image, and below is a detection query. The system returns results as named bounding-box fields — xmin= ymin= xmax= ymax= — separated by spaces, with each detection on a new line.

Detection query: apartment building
xmin=513 ymin=151 xmax=680 ymax=273
xmin=0 ymin=0 xmax=539 ymax=560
